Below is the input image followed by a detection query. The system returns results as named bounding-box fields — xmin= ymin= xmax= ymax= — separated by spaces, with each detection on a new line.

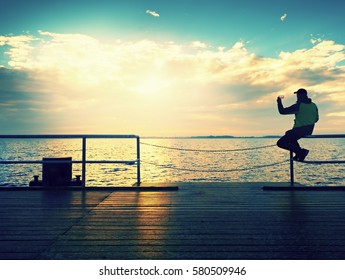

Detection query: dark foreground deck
xmin=1 ymin=182 xmax=345 ymax=260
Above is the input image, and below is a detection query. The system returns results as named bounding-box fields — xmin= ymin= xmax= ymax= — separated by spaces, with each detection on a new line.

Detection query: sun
xmin=135 ymin=72 xmax=172 ymax=96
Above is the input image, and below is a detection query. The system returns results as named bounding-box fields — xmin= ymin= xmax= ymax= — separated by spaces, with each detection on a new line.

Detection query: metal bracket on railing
xmin=290 ymin=151 xmax=294 ymax=187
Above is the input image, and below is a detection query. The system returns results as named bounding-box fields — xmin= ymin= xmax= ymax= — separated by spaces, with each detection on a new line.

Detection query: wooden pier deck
xmin=1 ymin=182 xmax=345 ymax=260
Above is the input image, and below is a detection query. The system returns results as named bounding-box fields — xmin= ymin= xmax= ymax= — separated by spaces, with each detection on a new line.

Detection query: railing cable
xmin=297 ymin=160 xmax=345 ymax=164
xmin=140 ymin=142 xmax=276 ymax=153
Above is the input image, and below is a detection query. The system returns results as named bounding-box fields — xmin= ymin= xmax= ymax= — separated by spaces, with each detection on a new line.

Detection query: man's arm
xmin=277 ymin=99 xmax=299 ymax=115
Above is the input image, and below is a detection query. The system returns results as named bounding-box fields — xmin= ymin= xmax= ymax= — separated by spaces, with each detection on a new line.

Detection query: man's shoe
xmin=297 ymin=149 xmax=309 ymax=162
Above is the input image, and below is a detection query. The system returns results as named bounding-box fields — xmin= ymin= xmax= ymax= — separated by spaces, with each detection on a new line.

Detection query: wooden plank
xmin=2 ymin=182 xmax=345 ymax=259
xmin=0 ymin=241 xmax=52 ymax=253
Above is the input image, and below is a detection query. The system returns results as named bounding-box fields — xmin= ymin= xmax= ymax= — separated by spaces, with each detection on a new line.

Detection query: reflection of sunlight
xmin=141 ymin=139 xmax=175 ymax=183
xmin=85 ymin=139 xmax=138 ymax=186
xmin=135 ymin=193 xmax=170 ymax=258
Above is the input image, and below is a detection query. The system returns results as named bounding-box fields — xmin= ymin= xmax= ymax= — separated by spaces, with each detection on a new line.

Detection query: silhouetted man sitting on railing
xmin=277 ymin=88 xmax=319 ymax=161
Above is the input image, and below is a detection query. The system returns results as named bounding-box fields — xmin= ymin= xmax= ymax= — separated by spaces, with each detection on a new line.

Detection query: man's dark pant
xmin=277 ymin=125 xmax=314 ymax=155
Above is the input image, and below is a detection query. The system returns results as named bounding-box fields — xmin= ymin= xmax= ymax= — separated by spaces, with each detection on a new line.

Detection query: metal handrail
xmin=289 ymin=134 xmax=345 ymax=186
xmin=0 ymin=134 xmax=141 ymax=187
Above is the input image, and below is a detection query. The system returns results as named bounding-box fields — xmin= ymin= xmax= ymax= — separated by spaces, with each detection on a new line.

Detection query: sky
xmin=1 ymin=0 xmax=345 ymax=136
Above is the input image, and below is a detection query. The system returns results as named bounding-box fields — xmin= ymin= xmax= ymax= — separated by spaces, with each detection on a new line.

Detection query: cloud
xmin=191 ymin=41 xmax=208 ymax=49
xmin=311 ymin=37 xmax=322 ymax=45
xmin=327 ymin=112 xmax=345 ymax=117
xmin=146 ymin=10 xmax=160 ymax=17
xmin=0 ymin=68 xmax=47 ymax=104
xmin=0 ymin=67 xmax=52 ymax=132
xmin=1 ymin=31 xmax=345 ymax=135
xmin=280 ymin=13 xmax=287 ymax=21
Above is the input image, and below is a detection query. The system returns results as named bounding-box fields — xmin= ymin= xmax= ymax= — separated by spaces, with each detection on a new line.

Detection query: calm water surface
xmin=0 ymin=138 xmax=344 ymax=187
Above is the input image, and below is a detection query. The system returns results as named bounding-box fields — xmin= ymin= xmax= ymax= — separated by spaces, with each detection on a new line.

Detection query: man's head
xmin=294 ymin=88 xmax=308 ymax=96
xmin=294 ymin=88 xmax=309 ymax=102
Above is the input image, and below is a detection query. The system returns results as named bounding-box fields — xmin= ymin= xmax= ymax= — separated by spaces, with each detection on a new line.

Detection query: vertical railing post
xmin=136 ymin=136 xmax=141 ymax=187
xmin=82 ymin=136 xmax=86 ymax=188
xmin=290 ymin=151 xmax=294 ymax=187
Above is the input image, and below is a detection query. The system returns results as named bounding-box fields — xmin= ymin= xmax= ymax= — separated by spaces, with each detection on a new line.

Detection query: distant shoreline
xmin=142 ymin=135 xmax=280 ymax=139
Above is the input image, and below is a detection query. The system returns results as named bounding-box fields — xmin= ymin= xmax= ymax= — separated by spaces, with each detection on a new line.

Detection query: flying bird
xmin=280 ymin=13 xmax=287 ymax=21
xmin=146 ymin=10 xmax=160 ymax=17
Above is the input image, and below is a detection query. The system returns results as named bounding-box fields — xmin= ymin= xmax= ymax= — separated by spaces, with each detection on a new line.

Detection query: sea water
xmin=0 ymin=138 xmax=344 ymax=187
